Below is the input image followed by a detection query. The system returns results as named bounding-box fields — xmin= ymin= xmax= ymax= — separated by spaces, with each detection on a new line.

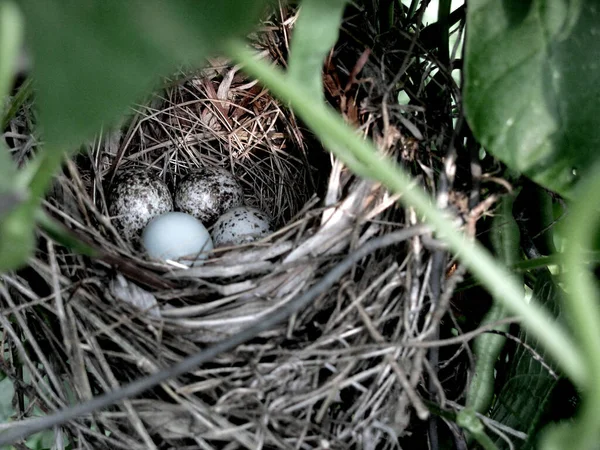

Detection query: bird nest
xmin=0 ymin=9 xmax=475 ymax=450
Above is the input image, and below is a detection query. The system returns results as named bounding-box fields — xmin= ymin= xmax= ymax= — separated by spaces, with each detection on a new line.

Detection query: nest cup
xmin=4 ymin=58 xmax=423 ymax=447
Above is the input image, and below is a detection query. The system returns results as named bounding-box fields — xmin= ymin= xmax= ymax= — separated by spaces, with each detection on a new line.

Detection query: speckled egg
xmin=108 ymin=169 xmax=173 ymax=245
xmin=212 ymin=206 xmax=273 ymax=247
xmin=174 ymin=167 xmax=244 ymax=225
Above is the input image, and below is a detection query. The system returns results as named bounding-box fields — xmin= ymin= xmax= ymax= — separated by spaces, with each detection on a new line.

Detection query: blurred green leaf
xmin=287 ymin=0 xmax=347 ymax=100
xmin=488 ymin=273 xmax=564 ymax=449
xmin=0 ymin=0 xmax=24 ymax=220
xmin=36 ymin=209 xmax=96 ymax=257
xmin=0 ymin=0 xmax=23 ymax=101
xmin=0 ymin=146 xmax=21 ymax=219
xmin=1 ymin=146 xmax=57 ymax=270
xmin=0 ymin=192 xmax=21 ymax=219
xmin=1 ymin=77 xmax=33 ymax=130
xmin=19 ymin=0 xmax=269 ymax=149
xmin=464 ymin=0 xmax=599 ymax=198
xmin=0 ymin=202 xmax=36 ymax=270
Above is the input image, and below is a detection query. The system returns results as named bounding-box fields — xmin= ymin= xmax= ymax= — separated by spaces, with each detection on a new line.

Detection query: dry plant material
xmin=0 ymin=6 xmax=498 ymax=450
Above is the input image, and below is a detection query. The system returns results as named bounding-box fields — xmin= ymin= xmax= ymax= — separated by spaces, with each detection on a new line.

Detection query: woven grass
xmin=0 ymin=4 xmax=490 ymax=450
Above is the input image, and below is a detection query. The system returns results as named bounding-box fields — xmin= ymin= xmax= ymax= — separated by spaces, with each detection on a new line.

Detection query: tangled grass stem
xmin=0 ymin=225 xmax=430 ymax=446
xmin=225 ymin=40 xmax=587 ymax=387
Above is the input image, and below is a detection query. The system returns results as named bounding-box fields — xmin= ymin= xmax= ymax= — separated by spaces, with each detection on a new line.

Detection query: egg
xmin=141 ymin=212 xmax=213 ymax=266
xmin=212 ymin=206 xmax=273 ymax=247
xmin=174 ymin=167 xmax=244 ymax=225
xmin=108 ymin=169 xmax=173 ymax=245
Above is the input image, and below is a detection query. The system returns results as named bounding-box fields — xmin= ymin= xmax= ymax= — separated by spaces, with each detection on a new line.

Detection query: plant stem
xmin=467 ymin=193 xmax=520 ymax=414
xmin=457 ymin=408 xmax=499 ymax=450
xmin=437 ymin=0 xmax=451 ymax=65
xmin=226 ymin=40 xmax=587 ymax=387
xmin=559 ymin=159 xmax=600 ymax=447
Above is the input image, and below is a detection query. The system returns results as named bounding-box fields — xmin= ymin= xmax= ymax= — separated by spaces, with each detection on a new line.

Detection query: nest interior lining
xmin=2 ymin=73 xmax=427 ymax=449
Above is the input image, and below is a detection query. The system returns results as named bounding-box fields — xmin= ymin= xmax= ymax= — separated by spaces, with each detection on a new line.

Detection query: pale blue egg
xmin=142 ymin=212 xmax=213 ymax=266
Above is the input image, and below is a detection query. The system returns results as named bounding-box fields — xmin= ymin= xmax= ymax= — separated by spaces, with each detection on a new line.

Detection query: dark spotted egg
xmin=174 ymin=167 xmax=244 ymax=225
xmin=108 ymin=169 xmax=173 ymax=245
xmin=212 ymin=206 xmax=272 ymax=247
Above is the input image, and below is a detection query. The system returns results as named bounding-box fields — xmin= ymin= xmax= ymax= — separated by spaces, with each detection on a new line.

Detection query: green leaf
xmin=0 ymin=0 xmax=23 ymax=101
xmin=0 ymin=192 xmax=21 ymax=220
xmin=1 ymin=77 xmax=33 ymax=130
xmin=0 ymin=0 xmax=24 ymax=219
xmin=287 ymin=0 xmax=347 ymax=100
xmin=19 ymin=0 xmax=269 ymax=149
xmin=0 ymin=202 xmax=36 ymax=270
xmin=0 ymin=145 xmax=21 ymax=219
xmin=556 ymin=158 xmax=600 ymax=449
xmin=464 ymin=0 xmax=599 ymax=198
xmin=488 ymin=273 xmax=563 ymax=449
xmin=36 ymin=209 xmax=96 ymax=257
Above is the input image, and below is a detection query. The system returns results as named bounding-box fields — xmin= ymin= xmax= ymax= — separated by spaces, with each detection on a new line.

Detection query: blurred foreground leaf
xmin=0 ymin=192 xmax=20 ymax=218
xmin=0 ymin=202 xmax=36 ymax=270
xmin=0 ymin=0 xmax=22 ymax=102
xmin=36 ymin=209 xmax=96 ymax=257
xmin=19 ymin=0 xmax=269 ymax=149
xmin=464 ymin=1 xmax=600 ymax=198
xmin=0 ymin=0 xmax=23 ymax=219
xmin=287 ymin=0 xmax=347 ymax=100
xmin=1 ymin=77 xmax=33 ymax=130
xmin=0 ymin=0 xmax=33 ymax=268
xmin=0 ymin=145 xmax=21 ymax=219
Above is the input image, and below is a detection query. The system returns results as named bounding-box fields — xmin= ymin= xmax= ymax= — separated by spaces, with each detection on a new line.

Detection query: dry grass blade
xmin=0 ymin=4 xmax=498 ymax=449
